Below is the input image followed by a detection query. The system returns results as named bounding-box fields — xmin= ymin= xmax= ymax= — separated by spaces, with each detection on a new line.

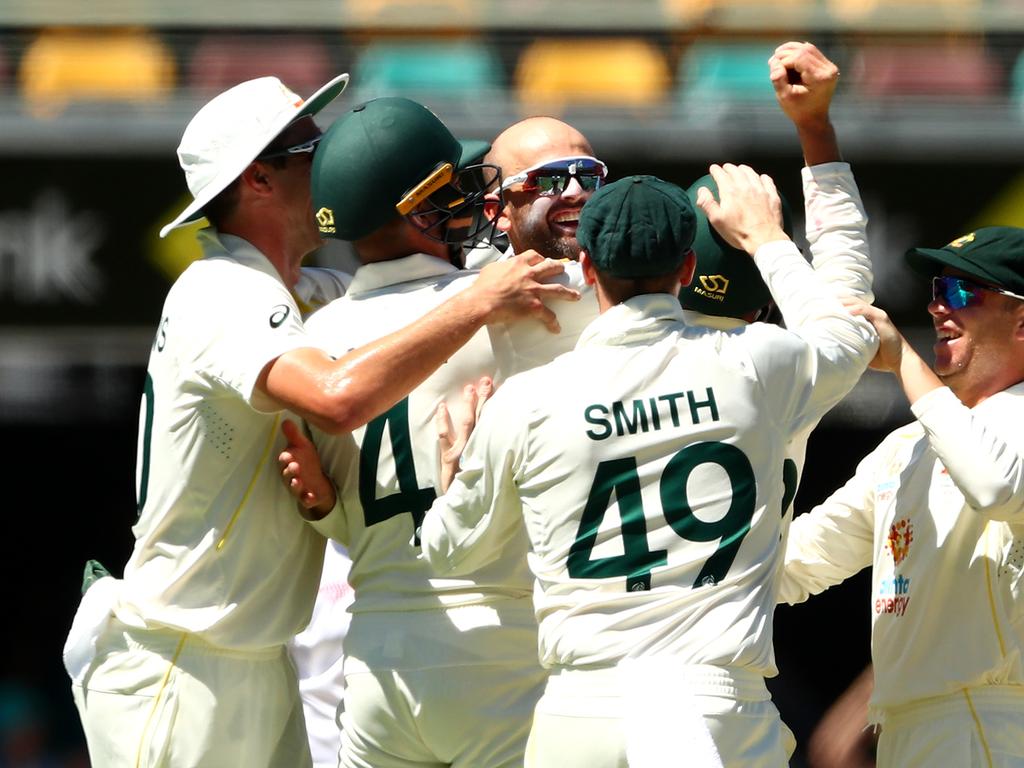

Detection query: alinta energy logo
xmin=693 ymin=274 xmax=729 ymax=303
xmin=316 ymin=207 xmax=336 ymax=235
xmin=876 ymin=517 xmax=913 ymax=617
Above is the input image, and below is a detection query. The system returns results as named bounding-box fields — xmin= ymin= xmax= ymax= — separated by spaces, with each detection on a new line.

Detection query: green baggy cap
xmin=905 ymin=226 xmax=1024 ymax=296
xmin=679 ymin=173 xmax=794 ymax=318
xmin=577 ymin=175 xmax=696 ymax=279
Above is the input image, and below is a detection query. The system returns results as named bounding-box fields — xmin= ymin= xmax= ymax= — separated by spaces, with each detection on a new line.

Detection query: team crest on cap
xmin=948 ymin=233 xmax=976 ymax=249
xmin=886 ymin=518 xmax=913 ymax=566
xmin=316 ymin=207 xmax=336 ymax=234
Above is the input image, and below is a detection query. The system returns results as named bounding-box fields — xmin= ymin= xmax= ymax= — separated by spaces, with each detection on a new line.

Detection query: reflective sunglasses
xmin=931 ymin=275 xmax=1024 ymax=310
xmin=257 ymin=135 xmax=322 ymax=161
xmin=500 ymin=155 xmax=608 ymax=196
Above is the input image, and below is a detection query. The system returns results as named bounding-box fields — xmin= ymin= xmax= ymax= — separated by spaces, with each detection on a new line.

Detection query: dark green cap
xmin=577 ymin=175 xmax=696 ymax=278
xmin=905 ymin=226 xmax=1024 ymax=295
xmin=679 ymin=174 xmax=794 ymax=318
xmin=311 ymin=97 xmax=489 ymax=240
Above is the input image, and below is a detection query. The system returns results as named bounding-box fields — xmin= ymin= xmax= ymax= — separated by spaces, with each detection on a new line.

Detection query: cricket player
xmin=279 ymin=97 xmax=560 ymax=768
xmin=680 ymin=40 xmax=873 ymax=530
xmin=63 ymin=76 xmax=578 ymax=768
xmin=421 ymin=168 xmax=878 ymax=767
xmin=479 ymin=117 xmax=605 ymax=376
xmin=780 ymin=226 xmax=1024 ymax=767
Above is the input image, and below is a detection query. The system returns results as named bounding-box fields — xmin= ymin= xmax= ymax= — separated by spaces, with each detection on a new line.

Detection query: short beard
xmin=518 ymin=230 xmax=580 ymax=262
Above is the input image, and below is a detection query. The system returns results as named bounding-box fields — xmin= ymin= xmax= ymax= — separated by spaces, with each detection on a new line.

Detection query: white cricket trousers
xmin=72 ymin=618 xmax=311 ymax=768
xmin=874 ymin=685 xmax=1024 ymax=767
xmin=525 ymin=662 xmax=795 ymax=768
xmin=338 ymin=602 xmax=546 ymax=768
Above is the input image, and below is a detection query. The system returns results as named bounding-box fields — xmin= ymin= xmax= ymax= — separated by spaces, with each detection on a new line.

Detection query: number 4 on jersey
xmin=359 ymin=398 xmax=436 ymax=544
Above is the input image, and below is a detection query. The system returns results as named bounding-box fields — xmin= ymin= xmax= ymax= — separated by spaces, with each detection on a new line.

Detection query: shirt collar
xmin=198 ymin=228 xmax=283 ymax=284
xmin=681 ymin=308 xmax=748 ymax=331
xmin=347 ymin=253 xmax=459 ymax=296
xmin=577 ymin=293 xmax=687 ymax=349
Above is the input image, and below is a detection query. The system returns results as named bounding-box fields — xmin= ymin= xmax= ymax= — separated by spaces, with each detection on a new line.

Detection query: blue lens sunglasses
xmin=500 ymin=155 xmax=608 ymax=196
xmin=932 ymin=275 xmax=1024 ymax=310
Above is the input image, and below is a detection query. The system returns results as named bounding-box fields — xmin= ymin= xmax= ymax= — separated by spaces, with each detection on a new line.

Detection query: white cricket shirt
xmin=424 ymin=241 xmax=877 ymax=673
xmin=782 ymin=384 xmax=1024 ymax=716
xmin=305 ymin=253 xmax=534 ymax=613
xmin=115 ymin=230 xmax=348 ymax=650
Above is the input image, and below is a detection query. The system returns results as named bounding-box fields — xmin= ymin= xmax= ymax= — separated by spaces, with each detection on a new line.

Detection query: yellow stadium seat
xmin=20 ymin=28 xmax=176 ymax=118
xmin=515 ymin=38 xmax=670 ymax=111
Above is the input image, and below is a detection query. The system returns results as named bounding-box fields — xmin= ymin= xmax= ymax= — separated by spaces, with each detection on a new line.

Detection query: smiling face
xmin=929 ymin=269 xmax=1024 ymax=406
xmin=486 ymin=118 xmax=596 ymax=261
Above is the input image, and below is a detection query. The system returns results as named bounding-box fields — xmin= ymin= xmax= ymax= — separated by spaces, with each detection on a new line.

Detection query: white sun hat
xmin=159 ymin=73 xmax=349 ymax=238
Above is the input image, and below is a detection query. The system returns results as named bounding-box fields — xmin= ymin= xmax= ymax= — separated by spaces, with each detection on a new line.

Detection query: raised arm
xmin=770 ymin=41 xmax=841 ymax=167
xmin=697 ymin=163 xmax=878 ymax=431
xmin=772 ymin=40 xmax=874 ymax=304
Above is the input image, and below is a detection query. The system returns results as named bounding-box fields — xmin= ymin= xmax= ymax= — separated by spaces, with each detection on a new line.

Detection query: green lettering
xmin=613 ymin=400 xmax=649 ymax=436
xmin=584 ymin=404 xmax=612 ymax=441
xmin=658 ymin=392 xmax=685 ymax=427
xmin=687 ymin=387 xmax=719 ymax=423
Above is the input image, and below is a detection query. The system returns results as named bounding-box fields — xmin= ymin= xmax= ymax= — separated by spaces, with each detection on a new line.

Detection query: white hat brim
xmin=159 ymin=73 xmax=350 ymax=239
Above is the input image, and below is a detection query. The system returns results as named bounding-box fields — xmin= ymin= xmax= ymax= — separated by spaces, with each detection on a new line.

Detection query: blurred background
xmin=4 ymin=0 xmax=1024 ymax=764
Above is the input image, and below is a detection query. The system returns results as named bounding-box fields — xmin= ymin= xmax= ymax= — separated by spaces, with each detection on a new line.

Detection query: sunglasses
xmin=500 ymin=155 xmax=608 ymax=196
xmin=257 ymin=135 xmax=322 ymax=161
xmin=931 ymin=275 xmax=1024 ymax=310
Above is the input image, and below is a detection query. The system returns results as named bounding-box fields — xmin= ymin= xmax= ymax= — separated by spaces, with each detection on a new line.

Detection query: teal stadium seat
xmin=353 ymin=40 xmax=503 ymax=102
xmin=1011 ymin=49 xmax=1024 ymax=113
xmin=676 ymin=41 xmax=778 ymax=111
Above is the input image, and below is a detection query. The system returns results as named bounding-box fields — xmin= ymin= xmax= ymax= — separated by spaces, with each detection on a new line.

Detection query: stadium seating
xmin=352 ymin=39 xmax=504 ymax=101
xmin=514 ymin=37 xmax=671 ymax=110
xmin=675 ymin=40 xmax=778 ymax=109
xmin=849 ymin=42 xmax=1001 ymax=101
xmin=19 ymin=28 xmax=176 ymax=117
xmin=186 ymin=34 xmax=334 ymax=97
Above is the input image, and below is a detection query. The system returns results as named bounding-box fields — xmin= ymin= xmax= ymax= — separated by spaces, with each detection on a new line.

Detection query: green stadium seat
xmin=353 ymin=40 xmax=503 ymax=101
xmin=676 ymin=41 xmax=777 ymax=109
